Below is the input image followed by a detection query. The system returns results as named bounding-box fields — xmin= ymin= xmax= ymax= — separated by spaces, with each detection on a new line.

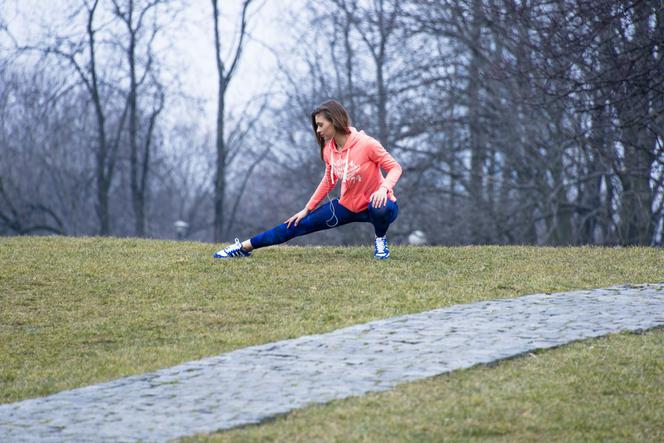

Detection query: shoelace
xmin=375 ymin=237 xmax=386 ymax=254
xmin=225 ymin=238 xmax=244 ymax=256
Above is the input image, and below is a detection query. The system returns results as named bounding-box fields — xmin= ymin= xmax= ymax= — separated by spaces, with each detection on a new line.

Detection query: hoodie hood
xmin=330 ymin=127 xmax=364 ymax=152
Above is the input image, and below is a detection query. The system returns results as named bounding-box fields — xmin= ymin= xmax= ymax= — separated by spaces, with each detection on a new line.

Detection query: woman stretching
xmin=213 ymin=100 xmax=402 ymax=260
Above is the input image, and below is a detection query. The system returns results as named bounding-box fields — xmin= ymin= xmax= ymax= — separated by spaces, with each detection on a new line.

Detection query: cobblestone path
xmin=1 ymin=284 xmax=664 ymax=442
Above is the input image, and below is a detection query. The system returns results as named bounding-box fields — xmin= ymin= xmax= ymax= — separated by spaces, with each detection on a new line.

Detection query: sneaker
xmin=213 ymin=238 xmax=252 ymax=259
xmin=374 ymin=236 xmax=390 ymax=259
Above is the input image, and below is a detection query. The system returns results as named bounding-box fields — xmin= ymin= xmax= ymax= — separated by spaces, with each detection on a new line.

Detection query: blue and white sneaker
xmin=213 ymin=238 xmax=252 ymax=259
xmin=374 ymin=236 xmax=390 ymax=260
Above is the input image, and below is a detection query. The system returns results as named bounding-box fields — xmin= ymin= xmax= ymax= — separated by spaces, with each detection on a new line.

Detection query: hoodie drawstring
xmin=329 ymin=146 xmax=350 ymax=191
xmin=326 ymin=144 xmax=351 ymax=228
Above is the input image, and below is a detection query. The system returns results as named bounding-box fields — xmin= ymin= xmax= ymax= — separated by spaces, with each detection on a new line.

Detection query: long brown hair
xmin=311 ymin=100 xmax=351 ymax=161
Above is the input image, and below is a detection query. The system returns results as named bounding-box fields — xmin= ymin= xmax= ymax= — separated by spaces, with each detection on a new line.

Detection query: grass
xmin=1 ymin=236 xmax=663 ymax=441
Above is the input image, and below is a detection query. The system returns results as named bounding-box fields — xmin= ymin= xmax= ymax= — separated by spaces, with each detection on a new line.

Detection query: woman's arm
xmin=368 ymin=140 xmax=402 ymax=193
xmin=286 ymin=166 xmax=333 ymax=228
xmin=305 ymin=162 xmax=335 ymax=212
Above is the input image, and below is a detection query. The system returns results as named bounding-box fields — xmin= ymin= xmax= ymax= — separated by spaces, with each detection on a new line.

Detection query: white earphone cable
xmin=325 ymin=145 xmax=350 ymax=228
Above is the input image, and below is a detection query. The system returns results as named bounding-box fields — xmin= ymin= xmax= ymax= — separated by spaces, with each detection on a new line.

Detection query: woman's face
xmin=315 ymin=113 xmax=336 ymax=142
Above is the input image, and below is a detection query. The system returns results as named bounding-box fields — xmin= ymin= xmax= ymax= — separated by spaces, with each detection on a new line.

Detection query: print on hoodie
xmin=332 ymin=159 xmax=362 ymax=185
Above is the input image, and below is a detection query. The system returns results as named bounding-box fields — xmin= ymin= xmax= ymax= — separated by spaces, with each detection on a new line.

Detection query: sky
xmin=2 ymin=0 xmax=301 ymax=130
xmin=166 ymin=0 xmax=297 ymax=118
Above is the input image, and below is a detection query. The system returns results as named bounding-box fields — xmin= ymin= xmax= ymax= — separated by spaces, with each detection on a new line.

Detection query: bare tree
xmin=210 ymin=0 xmax=255 ymax=243
xmin=84 ymin=0 xmax=126 ymax=235
xmin=0 ymin=64 xmax=94 ymax=236
xmin=222 ymin=92 xmax=273 ymax=239
xmin=397 ymin=0 xmax=663 ymax=246
xmin=506 ymin=0 xmax=662 ymax=244
xmin=148 ymin=121 xmax=215 ymax=240
xmin=111 ymin=0 xmax=167 ymax=236
xmin=31 ymin=0 xmax=130 ymax=235
xmin=3 ymin=0 xmax=660 ymax=246
xmin=1 ymin=0 xmax=128 ymax=235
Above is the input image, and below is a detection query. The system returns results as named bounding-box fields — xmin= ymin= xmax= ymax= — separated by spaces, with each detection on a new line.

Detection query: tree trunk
xmin=87 ymin=0 xmax=112 ymax=236
xmin=468 ymin=0 xmax=486 ymax=242
xmin=125 ymin=3 xmax=146 ymax=236
xmin=214 ymin=90 xmax=227 ymax=243
xmin=212 ymin=0 xmax=226 ymax=243
xmin=211 ymin=0 xmax=253 ymax=243
xmin=616 ymin=1 xmax=656 ymax=245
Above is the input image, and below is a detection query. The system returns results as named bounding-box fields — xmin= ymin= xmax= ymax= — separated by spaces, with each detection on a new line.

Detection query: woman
xmin=213 ymin=100 xmax=402 ymax=259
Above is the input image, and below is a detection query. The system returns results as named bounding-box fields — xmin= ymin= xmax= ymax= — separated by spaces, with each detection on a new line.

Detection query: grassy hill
xmin=1 ymin=236 xmax=663 ymax=441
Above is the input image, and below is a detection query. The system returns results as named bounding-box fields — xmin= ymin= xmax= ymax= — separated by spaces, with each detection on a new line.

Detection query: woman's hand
xmin=285 ymin=208 xmax=310 ymax=228
xmin=370 ymin=187 xmax=388 ymax=208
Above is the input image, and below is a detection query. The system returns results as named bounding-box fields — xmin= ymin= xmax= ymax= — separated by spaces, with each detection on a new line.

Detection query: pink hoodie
xmin=306 ymin=127 xmax=402 ymax=213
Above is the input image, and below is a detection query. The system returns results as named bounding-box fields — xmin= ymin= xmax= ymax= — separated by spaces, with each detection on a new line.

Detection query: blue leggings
xmin=250 ymin=199 xmax=399 ymax=249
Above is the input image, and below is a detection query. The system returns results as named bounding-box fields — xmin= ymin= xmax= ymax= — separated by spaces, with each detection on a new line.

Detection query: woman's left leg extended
xmin=249 ymin=199 xmax=362 ymax=249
